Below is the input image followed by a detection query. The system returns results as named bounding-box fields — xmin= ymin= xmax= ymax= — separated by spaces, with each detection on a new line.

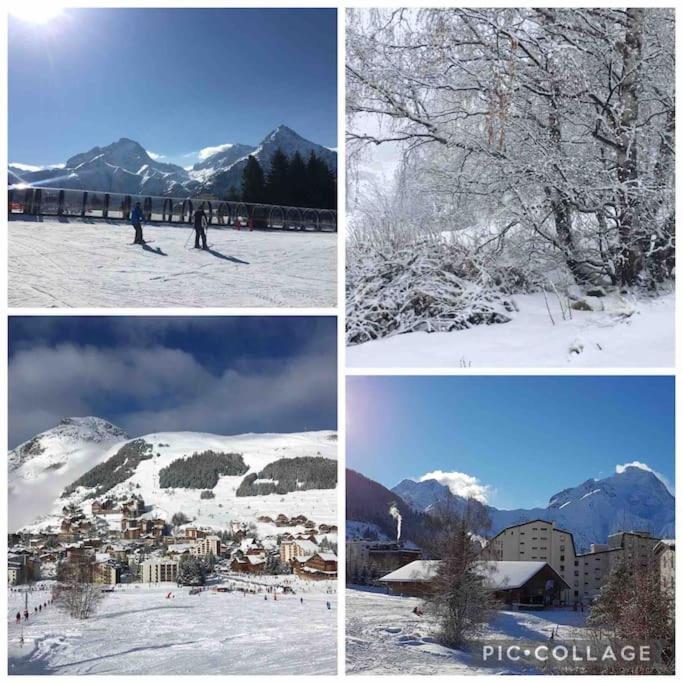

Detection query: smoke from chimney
xmin=389 ymin=503 xmax=402 ymax=542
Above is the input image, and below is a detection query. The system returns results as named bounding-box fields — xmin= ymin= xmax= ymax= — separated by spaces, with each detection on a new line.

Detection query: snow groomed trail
xmin=8 ymin=219 xmax=337 ymax=308
xmin=8 ymin=583 xmax=337 ymax=675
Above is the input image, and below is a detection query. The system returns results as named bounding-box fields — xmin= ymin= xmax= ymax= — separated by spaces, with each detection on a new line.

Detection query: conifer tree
xmin=241 ymin=155 xmax=265 ymax=203
xmin=265 ymin=148 xmax=290 ymax=205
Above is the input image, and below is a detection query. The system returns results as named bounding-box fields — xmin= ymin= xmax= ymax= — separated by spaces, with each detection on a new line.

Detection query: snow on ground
xmin=346 ymin=587 xmax=590 ymax=675
xmin=8 ymin=581 xmax=337 ymax=675
xmin=8 ymin=218 xmax=337 ymax=308
xmin=347 ymin=292 xmax=674 ymax=368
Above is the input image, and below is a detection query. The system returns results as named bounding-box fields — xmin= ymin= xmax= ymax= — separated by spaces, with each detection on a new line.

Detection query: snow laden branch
xmin=347 ymin=8 xmax=675 ymax=298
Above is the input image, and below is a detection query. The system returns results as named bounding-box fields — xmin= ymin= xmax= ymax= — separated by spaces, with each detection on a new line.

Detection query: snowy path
xmin=347 ymin=292 xmax=674 ymax=368
xmin=346 ymin=587 xmax=589 ymax=675
xmin=8 ymin=219 xmax=337 ymax=308
xmin=8 ymin=584 xmax=337 ymax=674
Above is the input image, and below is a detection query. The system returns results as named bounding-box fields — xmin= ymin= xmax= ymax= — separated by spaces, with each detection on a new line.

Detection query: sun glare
xmin=9 ymin=5 xmax=63 ymax=24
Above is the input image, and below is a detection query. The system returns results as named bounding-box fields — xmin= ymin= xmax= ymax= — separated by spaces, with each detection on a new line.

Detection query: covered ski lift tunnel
xmin=8 ymin=187 xmax=337 ymax=232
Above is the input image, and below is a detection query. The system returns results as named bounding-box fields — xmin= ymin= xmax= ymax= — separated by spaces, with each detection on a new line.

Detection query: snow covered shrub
xmin=346 ymin=238 xmax=520 ymax=345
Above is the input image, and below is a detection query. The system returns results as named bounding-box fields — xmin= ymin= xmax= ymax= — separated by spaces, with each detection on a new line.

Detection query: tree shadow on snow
xmin=48 ymin=640 xmax=199 ymax=671
xmin=96 ymin=605 xmax=192 ymax=620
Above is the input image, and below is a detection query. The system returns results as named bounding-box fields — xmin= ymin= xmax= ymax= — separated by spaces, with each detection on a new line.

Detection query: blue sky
xmin=9 ymin=8 xmax=337 ymax=167
xmin=347 ymin=376 xmax=675 ymax=509
xmin=8 ymin=317 xmax=337 ymax=448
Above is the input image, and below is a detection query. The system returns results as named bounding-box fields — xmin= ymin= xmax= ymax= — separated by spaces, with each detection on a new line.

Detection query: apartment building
xmin=280 ymin=538 xmax=319 ymax=564
xmin=191 ymin=535 xmax=221 ymax=558
xmin=479 ymin=520 xmax=577 ymax=602
xmin=141 ymin=558 xmax=178 ymax=583
xmin=481 ymin=521 xmax=666 ymax=604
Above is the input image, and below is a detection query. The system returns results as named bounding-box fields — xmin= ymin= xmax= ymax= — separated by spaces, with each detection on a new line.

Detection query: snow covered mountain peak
xmin=9 ymin=126 xmax=336 ymax=201
xmin=191 ymin=142 xmax=257 ymax=176
xmin=547 ymin=466 xmax=670 ymax=510
xmin=9 ymin=416 xmax=128 ymax=472
xmin=390 ymin=464 xmax=674 ymax=551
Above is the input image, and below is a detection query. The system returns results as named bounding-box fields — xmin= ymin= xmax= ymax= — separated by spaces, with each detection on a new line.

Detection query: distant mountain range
xmin=348 ymin=466 xmax=675 ymax=552
xmin=9 ymin=417 xmax=338 ymax=533
xmin=8 ymin=125 xmax=336 ymax=200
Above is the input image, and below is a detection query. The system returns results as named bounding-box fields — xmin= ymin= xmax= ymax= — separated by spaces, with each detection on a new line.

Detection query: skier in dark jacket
xmin=193 ymin=207 xmax=208 ymax=249
xmin=131 ymin=202 xmax=145 ymax=244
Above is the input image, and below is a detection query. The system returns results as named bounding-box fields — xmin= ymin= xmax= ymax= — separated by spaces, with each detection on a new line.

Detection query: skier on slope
xmin=193 ymin=207 xmax=208 ymax=250
xmin=131 ymin=202 xmax=145 ymax=245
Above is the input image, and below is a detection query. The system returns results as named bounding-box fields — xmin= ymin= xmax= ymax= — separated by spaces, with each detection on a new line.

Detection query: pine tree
xmin=241 ymin=155 xmax=265 ymax=204
xmin=288 ymin=152 xmax=308 ymax=207
xmin=305 ymin=152 xmax=326 ymax=209
xmin=225 ymin=185 xmax=241 ymax=201
xmin=264 ymin=148 xmax=290 ymax=206
xmin=176 ymin=555 xmax=207 ymax=586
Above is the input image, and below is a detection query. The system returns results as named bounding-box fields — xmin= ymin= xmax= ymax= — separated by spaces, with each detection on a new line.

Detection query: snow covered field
xmin=347 ymin=292 xmax=674 ymax=369
xmin=8 ymin=218 xmax=337 ymax=308
xmin=346 ymin=587 xmax=590 ymax=675
xmin=8 ymin=582 xmax=337 ymax=675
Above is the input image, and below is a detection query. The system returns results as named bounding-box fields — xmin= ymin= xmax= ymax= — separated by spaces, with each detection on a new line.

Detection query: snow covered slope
xmin=9 ymin=418 xmax=129 ymax=530
xmin=12 ymin=426 xmax=337 ymax=534
xmin=347 ymin=292 xmax=674 ymax=369
xmin=8 ymin=583 xmax=337 ymax=675
xmin=8 ymin=218 xmax=337 ymax=308
xmin=392 ymin=466 xmax=675 ymax=551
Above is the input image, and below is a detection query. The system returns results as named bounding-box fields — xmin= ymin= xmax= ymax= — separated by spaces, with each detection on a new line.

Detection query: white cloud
xmin=419 ymin=470 xmax=491 ymax=503
xmin=615 ymin=461 xmax=673 ymax=493
xmin=146 ymin=150 xmax=165 ymax=161
xmin=9 ymin=340 xmax=336 ymax=447
xmin=10 ymin=162 xmax=65 ymax=172
xmin=198 ymin=143 xmax=234 ymax=161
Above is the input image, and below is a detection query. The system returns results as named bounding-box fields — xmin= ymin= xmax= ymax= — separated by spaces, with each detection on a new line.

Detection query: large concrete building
xmin=479 ymin=520 xmax=577 ymax=603
xmin=280 ymin=539 xmax=319 ymax=564
xmin=141 ymin=558 xmax=178 ymax=583
xmin=481 ymin=520 xmax=664 ymax=604
xmin=191 ymin=536 xmax=221 ymax=558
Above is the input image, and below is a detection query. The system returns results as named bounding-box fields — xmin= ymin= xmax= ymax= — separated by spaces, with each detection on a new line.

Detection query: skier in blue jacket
xmin=131 ymin=202 xmax=145 ymax=244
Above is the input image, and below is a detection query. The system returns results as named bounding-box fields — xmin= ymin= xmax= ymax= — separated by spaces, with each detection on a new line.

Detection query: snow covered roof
xmin=380 ymin=560 xmax=565 ymax=591
xmin=167 ymin=543 xmax=193 ymax=553
xmin=654 ymin=539 xmax=675 ymax=552
xmin=379 ymin=560 xmax=441 ymax=583
xmin=247 ymin=556 xmax=265 ymax=565
xmin=295 ymin=540 xmax=319 ymax=553
xmin=315 ymin=552 xmax=337 ymax=562
xmin=475 ymin=561 xmax=558 ymax=590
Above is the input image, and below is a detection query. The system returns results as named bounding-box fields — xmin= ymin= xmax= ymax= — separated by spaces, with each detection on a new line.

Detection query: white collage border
xmin=1 ymin=0 xmax=680 ymax=680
